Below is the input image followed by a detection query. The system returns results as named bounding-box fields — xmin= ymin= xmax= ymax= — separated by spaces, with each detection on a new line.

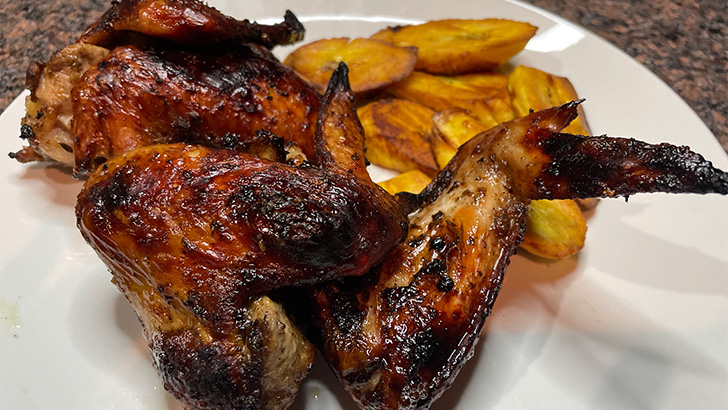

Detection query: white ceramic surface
xmin=1 ymin=1 xmax=727 ymax=409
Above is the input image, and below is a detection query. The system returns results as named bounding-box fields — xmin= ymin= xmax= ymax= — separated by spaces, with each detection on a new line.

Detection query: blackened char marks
xmin=381 ymin=284 xmax=422 ymax=312
xmin=85 ymin=168 xmax=134 ymax=212
xmin=226 ymin=168 xmax=374 ymax=274
xmin=418 ymin=259 xmax=454 ymax=292
xmin=153 ymin=328 xmax=264 ymax=410
xmin=330 ymin=290 xmax=365 ymax=336
xmin=400 ymin=328 xmax=438 ymax=378
xmin=538 ymin=134 xmax=728 ymax=197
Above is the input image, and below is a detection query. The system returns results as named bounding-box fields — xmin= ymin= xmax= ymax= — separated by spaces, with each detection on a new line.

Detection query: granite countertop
xmin=1 ymin=0 xmax=725 ymax=153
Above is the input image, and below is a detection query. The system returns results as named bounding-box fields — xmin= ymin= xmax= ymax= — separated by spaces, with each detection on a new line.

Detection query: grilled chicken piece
xmin=78 ymin=0 xmax=304 ymax=49
xmin=71 ymin=43 xmax=319 ymax=176
xmin=9 ymin=44 xmax=110 ymax=166
xmin=75 ymin=64 xmax=408 ymax=410
xmin=305 ymin=102 xmax=728 ymax=410
xmin=11 ymin=0 xmax=315 ymax=177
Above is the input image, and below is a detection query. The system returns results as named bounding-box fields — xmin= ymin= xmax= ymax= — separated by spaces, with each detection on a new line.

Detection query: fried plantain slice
xmin=371 ymin=18 xmax=537 ymax=75
xmin=387 ymin=71 xmax=514 ymax=127
xmin=508 ymin=65 xmax=591 ymax=135
xmin=359 ymin=98 xmax=439 ymax=176
xmin=377 ymin=169 xmax=433 ymax=195
xmin=283 ymin=37 xmax=417 ymax=95
xmin=507 ymin=65 xmax=594 ymax=256
xmin=428 ymin=108 xmax=490 ymax=168
xmin=521 ymin=199 xmax=587 ymax=259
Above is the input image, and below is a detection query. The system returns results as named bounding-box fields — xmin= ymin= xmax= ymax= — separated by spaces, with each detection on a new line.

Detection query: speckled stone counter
xmin=1 ymin=0 xmax=725 ymax=153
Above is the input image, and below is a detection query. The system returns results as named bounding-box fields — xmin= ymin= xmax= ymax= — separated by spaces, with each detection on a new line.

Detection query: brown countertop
xmin=1 ymin=0 xmax=726 ymax=153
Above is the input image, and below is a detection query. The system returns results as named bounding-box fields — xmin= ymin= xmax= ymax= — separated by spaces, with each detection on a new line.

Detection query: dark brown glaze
xmin=75 ymin=64 xmax=408 ymax=410
xmin=305 ymin=102 xmax=728 ymax=410
xmin=78 ymin=144 xmax=396 ymax=296
xmin=77 ymin=0 xmax=304 ymax=49
xmin=534 ymin=133 xmax=728 ymax=197
xmin=71 ymin=43 xmax=319 ymax=176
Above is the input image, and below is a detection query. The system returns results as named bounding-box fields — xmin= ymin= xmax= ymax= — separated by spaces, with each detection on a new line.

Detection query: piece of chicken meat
xmin=77 ymin=0 xmax=305 ymax=49
xmin=71 ymin=42 xmax=319 ymax=176
xmin=75 ymin=64 xmax=409 ymax=410
xmin=11 ymin=0 xmax=316 ymax=177
xmin=301 ymin=101 xmax=728 ymax=410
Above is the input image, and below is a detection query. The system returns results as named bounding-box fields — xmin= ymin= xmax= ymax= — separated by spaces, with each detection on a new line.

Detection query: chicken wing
xmin=77 ymin=0 xmax=305 ymax=49
xmin=75 ymin=64 xmax=408 ymax=410
xmin=304 ymin=102 xmax=728 ymax=409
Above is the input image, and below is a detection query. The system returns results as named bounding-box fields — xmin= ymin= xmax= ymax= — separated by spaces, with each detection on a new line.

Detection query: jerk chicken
xmin=12 ymin=1 xmax=728 ymax=409
xmin=76 ymin=63 xmax=728 ymax=410
xmin=11 ymin=0 xmax=317 ymax=177
xmin=75 ymin=64 xmax=408 ymax=410
xmin=301 ymin=101 xmax=728 ymax=409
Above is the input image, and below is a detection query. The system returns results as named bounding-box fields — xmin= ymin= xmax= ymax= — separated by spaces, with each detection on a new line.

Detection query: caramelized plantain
xmin=429 ymin=108 xmax=491 ymax=167
xmin=377 ymin=169 xmax=433 ymax=195
xmin=387 ymin=71 xmax=514 ymax=127
xmin=359 ymin=99 xmax=439 ymax=176
xmin=521 ymin=199 xmax=587 ymax=259
xmin=371 ymin=19 xmax=537 ymax=75
xmin=284 ymin=37 xmax=417 ymax=95
xmin=508 ymin=65 xmax=591 ymax=135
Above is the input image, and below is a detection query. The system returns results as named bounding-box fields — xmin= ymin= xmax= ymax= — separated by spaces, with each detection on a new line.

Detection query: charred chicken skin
xmin=11 ymin=0 xmax=317 ymax=177
xmin=75 ymin=64 xmax=408 ymax=410
xmin=304 ymin=102 xmax=728 ymax=410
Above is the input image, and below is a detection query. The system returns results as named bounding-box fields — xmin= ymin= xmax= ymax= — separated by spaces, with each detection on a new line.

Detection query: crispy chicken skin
xmin=11 ymin=0 xmax=315 ymax=177
xmin=77 ymin=0 xmax=305 ymax=49
xmin=75 ymin=64 xmax=408 ymax=410
xmin=72 ymin=43 xmax=319 ymax=176
xmin=304 ymin=102 xmax=728 ymax=410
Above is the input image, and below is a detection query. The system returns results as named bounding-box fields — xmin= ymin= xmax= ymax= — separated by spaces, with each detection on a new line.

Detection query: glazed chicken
xmin=70 ymin=42 xmax=319 ymax=175
xmin=11 ymin=0 xmax=317 ymax=177
xmin=302 ymin=102 xmax=728 ymax=409
xmin=77 ymin=0 xmax=305 ymax=49
xmin=75 ymin=64 xmax=408 ymax=410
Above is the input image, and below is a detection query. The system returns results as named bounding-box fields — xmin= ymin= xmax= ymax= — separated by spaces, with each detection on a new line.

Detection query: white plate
xmin=1 ymin=1 xmax=727 ymax=409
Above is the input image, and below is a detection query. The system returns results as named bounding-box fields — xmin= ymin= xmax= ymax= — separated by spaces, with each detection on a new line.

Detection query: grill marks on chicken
xmin=306 ymin=102 xmax=728 ymax=410
xmin=76 ymin=64 xmax=408 ymax=410
xmin=72 ymin=43 xmax=319 ymax=175
xmin=11 ymin=0 xmax=315 ymax=177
